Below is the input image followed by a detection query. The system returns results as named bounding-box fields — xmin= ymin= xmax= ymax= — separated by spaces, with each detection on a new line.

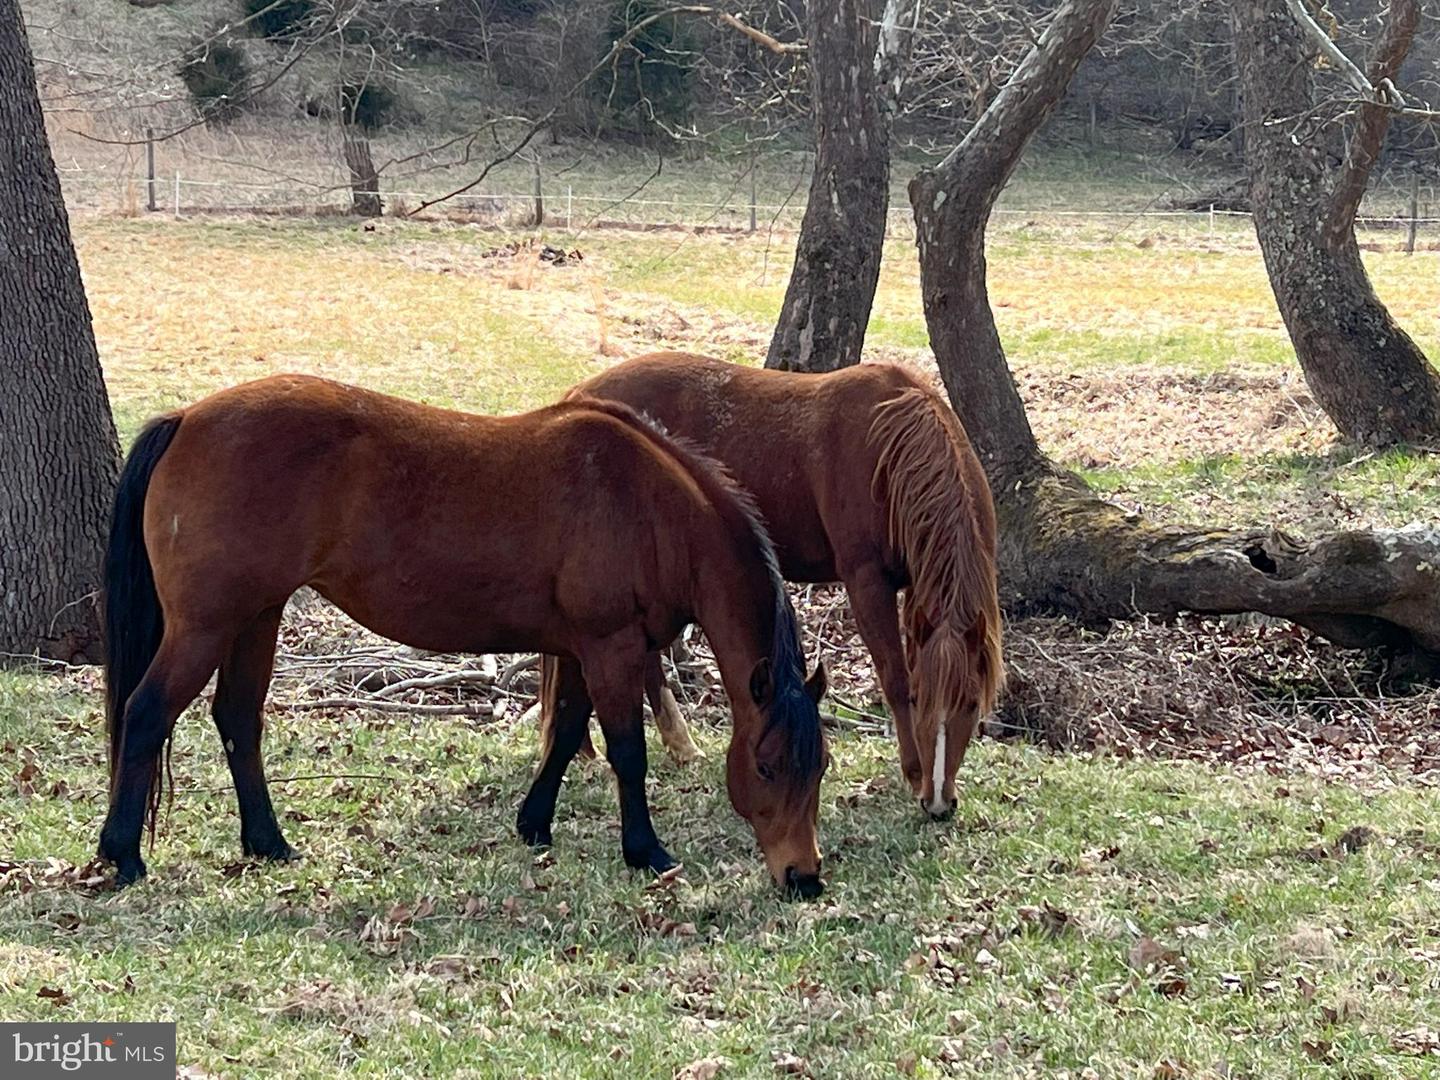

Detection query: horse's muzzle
xmin=923 ymin=796 xmax=958 ymax=821
xmin=783 ymin=865 xmax=824 ymax=900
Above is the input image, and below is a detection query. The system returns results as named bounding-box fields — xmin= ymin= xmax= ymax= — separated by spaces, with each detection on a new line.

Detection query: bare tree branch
xmin=1284 ymin=0 xmax=1407 ymax=107
xmin=407 ymin=4 xmax=803 ymax=217
xmin=1328 ymin=0 xmax=1420 ymax=236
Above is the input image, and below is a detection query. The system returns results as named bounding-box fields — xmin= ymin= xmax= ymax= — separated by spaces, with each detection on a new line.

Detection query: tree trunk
xmin=1233 ymin=0 xmax=1440 ymax=446
xmin=912 ymin=0 xmax=1440 ymax=674
xmin=0 ymin=0 xmax=120 ymax=662
xmin=343 ymin=130 xmax=382 ymax=217
xmin=766 ymin=0 xmax=889 ymax=372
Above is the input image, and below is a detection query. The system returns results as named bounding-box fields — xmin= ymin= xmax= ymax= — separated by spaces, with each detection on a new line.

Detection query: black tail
xmin=104 ymin=415 xmax=182 ymax=788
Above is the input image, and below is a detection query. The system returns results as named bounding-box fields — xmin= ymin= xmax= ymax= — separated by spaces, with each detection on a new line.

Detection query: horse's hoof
xmin=624 ymin=844 xmax=677 ymax=875
xmin=243 ymin=837 xmax=298 ymax=862
xmin=516 ymin=814 xmax=552 ymax=850
xmin=666 ymin=745 xmax=706 ymax=766
xmin=113 ymin=860 xmax=148 ymax=888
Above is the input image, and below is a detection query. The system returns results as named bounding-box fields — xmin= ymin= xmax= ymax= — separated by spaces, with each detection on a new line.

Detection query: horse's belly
xmin=310 ymin=573 xmax=564 ymax=657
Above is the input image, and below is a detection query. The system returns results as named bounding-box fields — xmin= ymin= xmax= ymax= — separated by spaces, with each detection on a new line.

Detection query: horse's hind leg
xmin=589 ymin=644 xmax=676 ymax=875
xmin=517 ymin=655 xmax=593 ymax=849
xmin=212 ymin=607 xmax=293 ymax=862
xmin=645 ymin=650 xmax=703 ymax=764
xmin=535 ymin=654 xmax=598 ymax=762
xmin=99 ymin=629 xmax=228 ymax=885
xmin=842 ymin=564 xmax=923 ymax=794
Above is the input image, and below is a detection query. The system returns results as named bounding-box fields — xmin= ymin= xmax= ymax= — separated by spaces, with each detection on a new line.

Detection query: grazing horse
xmin=98 ymin=375 xmax=827 ymax=894
xmin=544 ymin=353 xmax=1001 ymax=818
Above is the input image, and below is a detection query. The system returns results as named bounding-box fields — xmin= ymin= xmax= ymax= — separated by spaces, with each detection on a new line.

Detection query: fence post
xmin=145 ymin=127 xmax=156 ymax=212
xmin=1406 ymin=173 xmax=1419 ymax=255
xmin=748 ymin=150 xmax=758 ymax=233
xmin=532 ymin=159 xmax=544 ymax=227
xmin=173 ymin=171 xmax=181 ymax=218
xmin=1208 ymin=203 xmax=1215 ymax=241
xmin=566 ymin=184 xmax=573 ymax=230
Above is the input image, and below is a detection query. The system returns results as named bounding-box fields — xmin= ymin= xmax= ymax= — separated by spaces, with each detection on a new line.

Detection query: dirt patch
xmin=1015 ymin=365 xmax=1332 ymax=468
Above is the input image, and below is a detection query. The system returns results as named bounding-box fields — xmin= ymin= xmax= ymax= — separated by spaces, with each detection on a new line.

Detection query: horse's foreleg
xmin=517 ymin=655 xmax=592 ymax=849
xmin=589 ymin=648 xmax=676 ymax=875
xmin=98 ymin=630 xmax=226 ymax=885
xmin=842 ymin=564 xmax=923 ymax=795
xmin=645 ymin=650 xmax=702 ymax=764
xmin=212 ymin=607 xmax=293 ymax=863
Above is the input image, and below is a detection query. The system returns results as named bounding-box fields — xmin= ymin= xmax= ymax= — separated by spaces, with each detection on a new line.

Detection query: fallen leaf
xmin=675 ymin=1056 xmax=730 ymax=1080
xmin=1128 ymin=937 xmax=1180 ymax=973
xmin=772 ymin=1051 xmax=811 ymax=1076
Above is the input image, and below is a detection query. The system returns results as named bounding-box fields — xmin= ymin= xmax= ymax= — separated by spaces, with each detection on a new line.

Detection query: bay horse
xmin=98 ymin=375 xmax=827 ymax=895
xmin=543 ymin=353 xmax=1001 ymax=819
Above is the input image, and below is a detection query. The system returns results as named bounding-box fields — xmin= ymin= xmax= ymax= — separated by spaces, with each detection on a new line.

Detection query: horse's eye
xmin=757 ymin=761 xmax=776 ymax=783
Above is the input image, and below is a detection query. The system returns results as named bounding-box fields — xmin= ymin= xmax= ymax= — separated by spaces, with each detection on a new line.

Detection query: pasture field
xmin=4 ymin=212 xmax=1440 ymax=1077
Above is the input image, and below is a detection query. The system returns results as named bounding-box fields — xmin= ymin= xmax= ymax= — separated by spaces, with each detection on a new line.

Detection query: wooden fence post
xmin=748 ymin=150 xmax=758 ymax=233
xmin=145 ymin=127 xmax=156 ymax=212
xmin=1406 ymin=173 xmax=1420 ymax=255
xmin=533 ymin=159 xmax=544 ymax=227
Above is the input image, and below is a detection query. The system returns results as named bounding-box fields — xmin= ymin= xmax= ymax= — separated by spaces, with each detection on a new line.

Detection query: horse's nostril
xmin=783 ymin=866 xmax=824 ymax=900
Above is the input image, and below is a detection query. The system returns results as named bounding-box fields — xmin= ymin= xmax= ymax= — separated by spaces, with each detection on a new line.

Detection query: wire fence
xmin=55 ymin=158 xmax=1440 ymax=250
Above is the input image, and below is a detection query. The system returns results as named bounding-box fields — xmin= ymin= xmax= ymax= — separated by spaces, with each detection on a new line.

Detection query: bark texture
xmin=911 ymin=0 xmax=1440 ymax=673
xmin=343 ymin=131 xmax=382 ymax=217
xmin=0 ymin=0 xmax=120 ymax=661
xmin=766 ymin=0 xmax=889 ymax=372
xmin=1233 ymin=0 xmax=1440 ymax=446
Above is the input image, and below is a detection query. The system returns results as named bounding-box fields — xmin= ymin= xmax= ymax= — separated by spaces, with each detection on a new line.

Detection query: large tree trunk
xmin=0 ymin=0 xmax=120 ymax=662
xmin=911 ymin=0 xmax=1440 ymax=675
xmin=1233 ymin=0 xmax=1440 ymax=446
xmin=766 ymin=0 xmax=889 ymax=372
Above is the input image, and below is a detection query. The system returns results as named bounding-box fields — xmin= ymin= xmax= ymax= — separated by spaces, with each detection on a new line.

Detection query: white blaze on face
xmin=927 ymin=715 xmax=948 ymax=816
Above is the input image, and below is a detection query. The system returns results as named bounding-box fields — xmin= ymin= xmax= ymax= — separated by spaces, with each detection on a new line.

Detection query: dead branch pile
xmin=265 ymin=588 xmax=1440 ymax=786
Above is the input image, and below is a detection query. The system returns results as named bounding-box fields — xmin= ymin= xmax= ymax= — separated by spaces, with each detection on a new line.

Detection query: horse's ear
xmin=804 ymin=661 xmax=828 ymax=704
xmin=749 ymin=658 xmax=774 ymax=705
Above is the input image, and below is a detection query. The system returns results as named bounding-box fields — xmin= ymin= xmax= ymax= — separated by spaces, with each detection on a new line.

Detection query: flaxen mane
xmin=868 ymin=385 xmax=1003 ymax=749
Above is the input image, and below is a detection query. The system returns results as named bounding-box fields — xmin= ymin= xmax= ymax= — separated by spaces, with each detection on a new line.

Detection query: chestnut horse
xmin=544 ymin=353 xmax=1001 ymax=818
xmin=98 ymin=375 xmax=827 ymax=894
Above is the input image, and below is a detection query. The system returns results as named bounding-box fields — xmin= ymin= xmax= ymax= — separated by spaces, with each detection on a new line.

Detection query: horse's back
xmin=139 ymin=375 xmax=692 ymax=653
xmin=572 ymin=353 xmax=929 ymax=580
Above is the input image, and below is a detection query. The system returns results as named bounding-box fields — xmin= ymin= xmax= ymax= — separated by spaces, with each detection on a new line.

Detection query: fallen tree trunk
xmin=910 ymin=0 xmax=1440 ymax=675
xmin=1000 ymin=466 xmax=1440 ymax=675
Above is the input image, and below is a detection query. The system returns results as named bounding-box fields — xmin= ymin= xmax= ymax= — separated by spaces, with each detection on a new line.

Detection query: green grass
xmin=1082 ymin=447 xmax=1440 ymax=529
xmin=16 ymin=209 xmax=1440 ymax=1076
xmin=6 ymin=667 xmax=1440 ymax=1077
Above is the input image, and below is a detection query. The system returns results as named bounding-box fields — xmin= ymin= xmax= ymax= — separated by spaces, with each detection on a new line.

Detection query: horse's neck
xmin=689 ymin=530 xmax=774 ymax=704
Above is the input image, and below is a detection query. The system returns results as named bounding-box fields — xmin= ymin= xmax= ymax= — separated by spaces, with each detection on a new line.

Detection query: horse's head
xmin=904 ymin=609 xmax=1000 ymax=820
xmin=726 ymin=657 xmax=828 ymax=898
